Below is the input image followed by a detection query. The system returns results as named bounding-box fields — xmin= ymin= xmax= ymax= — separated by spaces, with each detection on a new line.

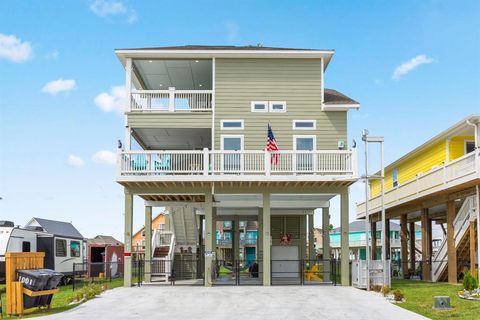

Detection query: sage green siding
xmin=214 ymin=58 xmax=347 ymax=150
xmin=127 ymin=112 xmax=212 ymax=128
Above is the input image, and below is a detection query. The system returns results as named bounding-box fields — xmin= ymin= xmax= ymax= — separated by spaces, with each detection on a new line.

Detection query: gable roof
xmin=133 ymin=212 xmax=166 ymax=238
xmin=324 ymin=89 xmax=360 ymax=106
xmin=88 ymin=235 xmax=123 ymax=246
xmin=29 ymin=218 xmax=84 ymax=239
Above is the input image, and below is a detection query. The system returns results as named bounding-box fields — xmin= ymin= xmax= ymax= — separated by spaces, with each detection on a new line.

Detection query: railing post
xmin=264 ymin=149 xmax=271 ymax=176
xmin=203 ymin=148 xmax=209 ymax=175
xmin=351 ymin=148 xmax=358 ymax=177
xmin=443 ymin=162 xmax=447 ymax=184
xmin=168 ymin=87 xmax=175 ymax=112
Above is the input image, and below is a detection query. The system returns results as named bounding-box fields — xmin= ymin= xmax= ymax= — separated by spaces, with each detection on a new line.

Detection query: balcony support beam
xmin=322 ymin=207 xmax=331 ymax=282
xmin=409 ymin=221 xmax=416 ymax=275
xmin=123 ymin=188 xmax=133 ymax=287
xmin=421 ymin=208 xmax=432 ymax=281
xmin=371 ymin=221 xmax=377 ymax=260
xmin=262 ymin=191 xmax=271 ymax=286
xmin=446 ymin=200 xmax=457 ymax=284
xmin=400 ymin=215 xmax=408 ymax=279
xmin=308 ymin=213 xmax=315 ymax=260
xmin=144 ymin=205 xmax=152 ymax=283
xmin=204 ymin=189 xmax=213 ymax=287
xmin=340 ymin=188 xmax=350 ymax=286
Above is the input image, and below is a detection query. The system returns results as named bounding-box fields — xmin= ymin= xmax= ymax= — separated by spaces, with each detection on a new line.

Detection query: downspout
xmin=465 ymin=119 xmax=480 ymax=281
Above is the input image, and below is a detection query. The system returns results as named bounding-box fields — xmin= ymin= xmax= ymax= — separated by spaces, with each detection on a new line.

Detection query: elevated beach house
xmin=115 ymin=45 xmax=360 ymax=286
xmin=356 ymin=115 xmax=480 ymax=283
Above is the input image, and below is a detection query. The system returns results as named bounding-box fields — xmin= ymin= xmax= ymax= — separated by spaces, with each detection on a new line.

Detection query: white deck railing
xmin=357 ymin=150 xmax=479 ymax=217
xmin=130 ymin=89 xmax=212 ymax=112
xmin=118 ymin=149 xmax=357 ymax=179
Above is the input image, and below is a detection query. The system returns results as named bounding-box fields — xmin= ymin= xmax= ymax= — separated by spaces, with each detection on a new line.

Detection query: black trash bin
xmin=37 ymin=269 xmax=64 ymax=306
xmin=17 ymin=269 xmax=51 ymax=309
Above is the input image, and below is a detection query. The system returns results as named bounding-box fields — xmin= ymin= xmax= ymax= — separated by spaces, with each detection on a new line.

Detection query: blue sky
xmin=1 ymin=0 xmax=479 ymax=240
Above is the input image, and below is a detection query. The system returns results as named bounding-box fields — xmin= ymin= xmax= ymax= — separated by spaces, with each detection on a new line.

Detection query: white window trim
xmin=251 ymin=101 xmax=268 ymax=112
xmin=293 ymin=120 xmax=316 ymax=130
xmin=220 ymin=135 xmax=244 ymax=150
xmin=221 ymin=119 xmax=244 ymax=130
xmin=293 ymin=135 xmax=317 ymax=151
xmin=269 ymin=101 xmax=287 ymax=112
xmin=464 ymin=140 xmax=475 ymax=154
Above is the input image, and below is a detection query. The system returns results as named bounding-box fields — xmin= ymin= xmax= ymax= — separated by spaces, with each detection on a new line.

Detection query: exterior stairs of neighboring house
xmin=151 ymin=230 xmax=175 ymax=283
xmin=169 ymin=206 xmax=199 ymax=250
xmin=431 ymin=195 xmax=477 ymax=282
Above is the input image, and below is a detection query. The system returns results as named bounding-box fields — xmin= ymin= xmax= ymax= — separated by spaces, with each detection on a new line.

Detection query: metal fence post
xmin=72 ymin=263 xmax=76 ymax=291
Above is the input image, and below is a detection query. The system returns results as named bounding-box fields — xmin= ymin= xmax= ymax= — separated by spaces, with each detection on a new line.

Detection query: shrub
xmin=67 ymin=283 xmax=105 ymax=304
xmin=381 ymin=285 xmax=390 ymax=296
xmin=372 ymin=285 xmax=382 ymax=292
xmin=463 ymin=271 xmax=478 ymax=292
xmin=393 ymin=289 xmax=404 ymax=302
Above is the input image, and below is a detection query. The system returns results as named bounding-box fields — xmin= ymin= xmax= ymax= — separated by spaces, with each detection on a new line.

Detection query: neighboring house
xmin=132 ymin=212 xmax=166 ymax=252
xmin=330 ymin=221 xmax=421 ymax=262
xmin=357 ymin=115 xmax=480 ymax=283
xmin=312 ymin=228 xmax=324 ymax=256
xmin=87 ymin=235 xmax=124 ymax=278
xmin=116 ymin=45 xmax=360 ymax=286
xmin=216 ymin=220 xmax=258 ymax=262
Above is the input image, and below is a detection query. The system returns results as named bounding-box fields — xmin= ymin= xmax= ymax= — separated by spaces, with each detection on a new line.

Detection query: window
xmin=392 ymin=168 xmax=399 ymax=187
xmin=55 ymin=239 xmax=67 ymax=257
xmin=70 ymin=240 xmax=81 ymax=257
xmin=465 ymin=141 xmax=475 ymax=154
xmin=251 ymin=101 xmax=268 ymax=112
xmin=22 ymin=241 xmax=31 ymax=252
xmin=293 ymin=120 xmax=316 ymax=130
xmin=221 ymin=120 xmax=244 ymax=130
xmin=269 ymin=101 xmax=286 ymax=112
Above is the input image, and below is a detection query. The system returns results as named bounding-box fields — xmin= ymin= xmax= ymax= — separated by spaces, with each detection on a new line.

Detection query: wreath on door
xmin=280 ymin=233 xmax=292 ymax=245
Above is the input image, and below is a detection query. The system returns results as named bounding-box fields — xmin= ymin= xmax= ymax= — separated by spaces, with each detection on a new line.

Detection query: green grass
xmin=391 ymin=279 xmax=480 ymax=320
xmin=1 ymin=278 xmax=123 ymax=319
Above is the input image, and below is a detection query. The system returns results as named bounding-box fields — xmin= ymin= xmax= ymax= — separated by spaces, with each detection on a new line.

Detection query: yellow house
xmin=132 ymin=212 xmax=166 ymax=252
xmin=357 ymin=115 xmax=480 ymax=284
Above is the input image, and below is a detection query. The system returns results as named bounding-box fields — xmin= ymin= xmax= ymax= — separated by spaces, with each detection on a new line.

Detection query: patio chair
xmin=154 ymin=154 xmax=171 ymax=174
xmin=131 ymin=154 xmax=148 ymax=171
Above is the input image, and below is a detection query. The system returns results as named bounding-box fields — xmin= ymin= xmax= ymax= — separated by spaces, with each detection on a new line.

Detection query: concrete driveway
xmin=39 ymin=286 xmax=428 ymax=320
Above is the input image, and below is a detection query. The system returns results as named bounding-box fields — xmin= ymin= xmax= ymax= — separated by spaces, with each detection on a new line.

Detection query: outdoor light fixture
xmin=199 ymin=84 xmax=203 ymax=87
xmin=148 ymin=60 xmax=153 ymax=63
xmin=195 ymin=60 xmax=199 ymax=63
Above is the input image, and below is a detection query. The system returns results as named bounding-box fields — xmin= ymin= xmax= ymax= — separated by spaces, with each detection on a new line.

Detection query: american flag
xmin=266 ymin=124 xmax=279 ymax=165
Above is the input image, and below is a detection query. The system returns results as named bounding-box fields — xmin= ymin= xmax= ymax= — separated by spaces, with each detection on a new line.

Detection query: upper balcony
xmin=127 ymin=59 xmax=213 ymax=113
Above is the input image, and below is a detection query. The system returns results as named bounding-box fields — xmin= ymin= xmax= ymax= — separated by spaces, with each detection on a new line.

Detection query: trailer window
xmin=22 ymin=241 xmax=31 ymax=252
xmin=70 ymin=241 xmax=81 ymax=257
xmin=56 ymin=239 xmax=67 ymax=257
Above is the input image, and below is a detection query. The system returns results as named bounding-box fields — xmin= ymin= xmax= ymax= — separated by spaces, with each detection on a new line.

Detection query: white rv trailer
xmin=0 ymin=218 xmax=86 ymax=283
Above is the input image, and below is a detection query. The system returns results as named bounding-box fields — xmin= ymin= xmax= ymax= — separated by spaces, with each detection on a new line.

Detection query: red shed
xmin=87 ymin=235 xmax=124 ymax=278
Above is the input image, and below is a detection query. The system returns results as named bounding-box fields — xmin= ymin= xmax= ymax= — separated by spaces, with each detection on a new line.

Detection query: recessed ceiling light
xmin=195 ymin=60 xmax=199 ymax=63
xmin=159 ymin=84 xmax=163 ymax=87
xmin=149 ymin=60 xmax=153 ymax=63
xmin=199 ymin=84 xmax=203 ymax=87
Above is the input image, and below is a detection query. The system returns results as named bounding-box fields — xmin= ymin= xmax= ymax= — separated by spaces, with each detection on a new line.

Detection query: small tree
xmin=463 ymin=271 xmax=478 ymax=291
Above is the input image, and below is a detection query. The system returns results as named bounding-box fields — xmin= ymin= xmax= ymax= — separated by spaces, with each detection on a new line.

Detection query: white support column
xmin=320 ymin=57 xmax=324 ymax=105
xmin=123 ymin=189 xmax=133 ymax=287
xmin=262 ymin=191 xmax=271 ymax=286
xmin=204 ymin=189 xmax=213 ymax=287
xmin=211 ymin=57 xmax=216 ymax=151
xmin=340 ymin=188 xmax=350 ymax=286
xmin=168 ymin=87 xmax=175 ymax=112
xmin=144 ymin=206 xmax=152 ymax=283
xmin=322 ymin=207 xmax=331 ymax=281
xmin=125 ymin=58 xmax=132 ymax=112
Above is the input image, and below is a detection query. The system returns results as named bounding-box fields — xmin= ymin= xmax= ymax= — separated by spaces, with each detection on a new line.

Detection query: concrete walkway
xmin=39 ymin=286 xmax=428 ymax=320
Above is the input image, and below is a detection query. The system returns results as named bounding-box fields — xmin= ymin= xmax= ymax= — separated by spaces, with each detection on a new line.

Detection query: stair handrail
xmin=431 ymin=196 xmax=475 ymax=280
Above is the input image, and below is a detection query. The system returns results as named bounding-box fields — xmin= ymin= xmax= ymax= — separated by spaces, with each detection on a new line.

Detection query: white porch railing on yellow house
xmin=357 ymin=150 xmax=479 ymax=218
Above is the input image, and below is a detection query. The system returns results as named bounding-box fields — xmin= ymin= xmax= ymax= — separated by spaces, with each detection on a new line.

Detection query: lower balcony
xmin=117 ymin=149 xmax=358 ymax=183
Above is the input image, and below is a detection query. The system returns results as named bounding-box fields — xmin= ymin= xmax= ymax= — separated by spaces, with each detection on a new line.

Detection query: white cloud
xmin=392 ymin=54 xmax=435 ymax=80
xmin=42 ymin=79 xmax=76 ymax=95
xmin=89 ymin=0 xmax=126 ymax=16
xmin=0 ymin=33 xmax=33 ymax=63
xmin=67 ymin=155 xmax=85 ymax=167
xmin=94 ymin=85 xmax=126 ymax=113
xmin=89 ymin=0 xmax=137 ymax=23
xmin=45 ymin=49 xmax=59 ymax=60
xmin=92 ymin=150 xmax=116 ymax=165
xmin=225 ymin=21 xmax=240 ymax=42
